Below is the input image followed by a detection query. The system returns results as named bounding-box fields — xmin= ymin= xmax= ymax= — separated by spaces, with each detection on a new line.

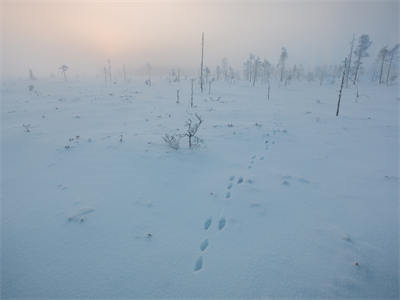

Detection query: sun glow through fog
xmin=2 ymin=0 xmax=398 ymax=77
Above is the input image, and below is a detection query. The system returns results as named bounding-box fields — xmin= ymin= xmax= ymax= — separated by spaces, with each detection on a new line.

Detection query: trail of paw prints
xmin=281 ymin=175 xmax=311 ymax=187
xmin=263 ymin=128 xmax=288 ymax=151
xmin=193 ymin=216 xmax=226 ymax=272
xmin=247 ymin=154 xmax=264 ymax=169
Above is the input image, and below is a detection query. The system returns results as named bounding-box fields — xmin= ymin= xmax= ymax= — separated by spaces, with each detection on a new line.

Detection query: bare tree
xmin=163 ymin=134 xmax=180 ymax=150
xmin=190 ymin=79 xmax=194 ymax=107
xmin=29 ymin=69 xmax=36 ymax=80
xmin=386 ymin=44 xmax=399 ymax=85
xmin=345 ymin=34 xmax=355 ymax=88
xmin=336 ymin=58 xmax=347 ymax=116
xmin=278 ymin=47 xmax=288 ymax=82
xmin=104 ymin=67 xmax=108 ymax=85
xmin=185 ymin=114 xmax=203 ymax=148
xmin=145 ymin=63 xmax=152 ymax=86
xmin=59 ymin=65 xmax=69 ymax=81
xmin=176 ymin=89 xmax=180 ymax=104
xmin=200 ymin=32 xmax=205 ymax=93
xmin=252 ymin=57 xmax=261 ymax=86
xmin=208 ymin=78 xmax=215 ymax=95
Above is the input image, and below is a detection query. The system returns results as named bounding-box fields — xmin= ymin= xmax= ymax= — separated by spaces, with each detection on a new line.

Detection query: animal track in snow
xmin=225 ymin=192 xmax=231 ymax=199
xmin=200 ymin=239 xmax=209 ymax=251
xmin=282 ymin=175 xmax=311 ymax=186
xmin=218 ymin=217 xmax=226 ymax=231
xmin=204 ymin=217 xmax=212 ymax=230
xmin=237 ymin=177 xmax=243 ymax=184
xmin=67 ymin=208 xmax=95 ymax=223
xmin=57 ymin=184 xmax=68 ymax=191
xmin=194 ymin=256 xmax=203 ymax=271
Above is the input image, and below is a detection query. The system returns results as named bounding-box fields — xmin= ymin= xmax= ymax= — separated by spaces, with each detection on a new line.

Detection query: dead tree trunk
xmin=386 ymin=51 xmax=395 ymax=85
xmin=379 ymin=52 xmax=387 ymax=84
xmin=345 ymin=34 xmax=355 ymax=88
xmin=123 ymin=64 xmax=127 ymax=82
xmin=176 ymin=89 xmax=180 ymax=104
xmin=267 ymin=81 xmax=271 ymax=100
xmin=353 ymin=53 xmax=362 ymax=85
xmin=200 ymin=32 xmax=204 ymax=93
xmin=104 ymin=67 xmax=108 ymax=85
xmin=336 ymin=58 xmax=347 ymax=116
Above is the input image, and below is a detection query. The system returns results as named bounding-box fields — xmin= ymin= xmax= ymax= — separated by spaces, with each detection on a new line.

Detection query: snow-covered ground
xmin=1 ymin=77 xmax=398 ymax=298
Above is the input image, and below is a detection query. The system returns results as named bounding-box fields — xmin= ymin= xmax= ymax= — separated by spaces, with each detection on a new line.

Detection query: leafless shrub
xmin=162 ymin=134 xmax=180 ymax=150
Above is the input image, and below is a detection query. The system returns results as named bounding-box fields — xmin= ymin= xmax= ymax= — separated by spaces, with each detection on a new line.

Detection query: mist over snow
xmin=1 ymin=0 xmax=399 ymax=299
xmin=1 ymin=0 xmax=399 ymax=78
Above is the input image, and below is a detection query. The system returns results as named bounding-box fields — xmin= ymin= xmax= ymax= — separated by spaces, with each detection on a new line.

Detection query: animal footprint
xmin=298 ymin=178 xmax=310 ymax=184
xmin=227 ymin=183 xmax=233 ymax=189
xmin=200 ymin=239 xmax=209 ymax=251
xmin=218 ymin=217 xmax=226 ymax=231
xmin=194 ymin=256 xmax=203 ymax=271
xmin=237 ymin=177 xmax=243 ymax=184
xmin=67 ymin=208 xmax=95 ymax=223
xmin=204 ymin=217 xmax=212 ymax=230
xmin=225 ymin=192 xmax=231 ymax=199
xmin=229 ymin=176 xmax=235 ymax=181
xmin=260 ymin=156 xmax=264 ymax=160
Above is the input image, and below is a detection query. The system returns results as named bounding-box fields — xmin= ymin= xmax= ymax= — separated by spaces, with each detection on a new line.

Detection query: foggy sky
xmin=1 ymin=0 xmax=399 ymax=78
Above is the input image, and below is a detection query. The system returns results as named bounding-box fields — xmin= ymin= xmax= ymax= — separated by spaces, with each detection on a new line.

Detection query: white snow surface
xmin=1 ymin=78 xmax=398 ymax=299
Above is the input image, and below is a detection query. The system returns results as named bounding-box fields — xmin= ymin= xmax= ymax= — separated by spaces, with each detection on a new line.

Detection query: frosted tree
xmin=204 ymin=66 xmax=210 ymax=85
xmin=216 ymin=65 xmax=221 ymax=81
xmin=221 ymin=57 xmax=229 ymax=81
xmin=145 ymin=63 xmax=152 ymax=86
xmin=262 ymin=59 xmax=272 ymax=85
xmin=185 ymin=114 xmax=203 ymax=148
xmin=352 ymin=34 xmax=372 ymax=84
xmin=278 ymin=47 xmax=288 ymax=82
xmin=29 ymin=69 xmax=36 ymax=80
xmin=345 ymin=34 xmax=355 ymax=88
xmin=386 ymin=44 xmax=399 ymax=85
xmin=59 ymin=65 xmax=69 ymax=81
xmin=104 ymin=67 xmax=108 ymax=85
xmin=252 ymin=57 xmax=261 ymax=86
xmin=376 ymin=46 xmax=389 ymax=84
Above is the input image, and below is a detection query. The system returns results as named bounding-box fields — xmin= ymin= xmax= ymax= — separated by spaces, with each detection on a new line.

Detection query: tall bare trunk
xmin=337 ymin=58 xmax=347 ymax=116
xmin=345 ymin=34 xmax=355 ymax=88
xmin=386 ymin=52 xmax=394 ymax=85
xmin=200 ymin=32 xmax=204 ymax=93
xmin=378 ymin=52 xmax=387 ymax=84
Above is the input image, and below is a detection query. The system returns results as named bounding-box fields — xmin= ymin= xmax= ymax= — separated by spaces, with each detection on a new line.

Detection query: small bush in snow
xmin=22 ymin=124 xmax=31 ymax=132
xmin=184 ymin=114 xmax=203 ymax=148
xmin=162 ymin=134 xmax=180 ymax=150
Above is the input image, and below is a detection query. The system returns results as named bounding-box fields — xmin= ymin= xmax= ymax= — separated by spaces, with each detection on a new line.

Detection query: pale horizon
xmin=1 ymin=0 xmax=399 ymax=78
